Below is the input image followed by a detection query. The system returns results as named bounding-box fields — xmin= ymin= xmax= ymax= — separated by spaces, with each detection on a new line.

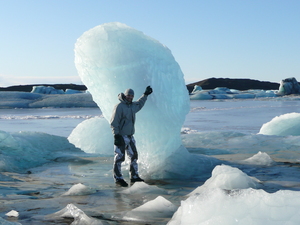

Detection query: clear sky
xmin=0 ymin=0 xmax=299 ymax=87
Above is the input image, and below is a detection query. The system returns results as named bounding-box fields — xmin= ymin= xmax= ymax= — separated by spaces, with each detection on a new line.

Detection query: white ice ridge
xmin=188 ymin=165 xmax=259 ymax=196
xmin=168 ymin=188 xmax=300 ymax=225
xmin=259 ymin=112 xmax=300 ymax=136
xmin=74 ymin=22 xmax=219 ymax=179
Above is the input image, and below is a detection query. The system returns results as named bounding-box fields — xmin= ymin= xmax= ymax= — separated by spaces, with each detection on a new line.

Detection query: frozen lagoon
xmin=1 ymin=96 xmax=300 ymax=224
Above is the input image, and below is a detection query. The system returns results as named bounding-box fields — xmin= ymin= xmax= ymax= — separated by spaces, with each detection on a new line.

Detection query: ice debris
xmin=242 ymin=151 xmax=275 ymax=166
xmin=5 ymin=210 xmax=19 ymax=217
xmin=62 ymin=183 xmax=96 ymax=196
xmin=120 ymin=182 xmax=167 ymax=195
xmin=124 ymin=196 xmax=177 ymax=221
xmin=49 ymin=204 xmax=104 ymax=225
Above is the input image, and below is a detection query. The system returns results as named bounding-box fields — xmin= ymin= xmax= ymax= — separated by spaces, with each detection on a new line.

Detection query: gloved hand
xmin=144 ymin=86 xmax=153 ymax=95
xmin=114 ymin=134 xmax=125 ymax=146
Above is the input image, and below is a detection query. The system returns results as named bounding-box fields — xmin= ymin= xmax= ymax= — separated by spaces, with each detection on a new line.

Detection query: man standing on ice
xmin=110 ymin=86 xmax=153 ymax=187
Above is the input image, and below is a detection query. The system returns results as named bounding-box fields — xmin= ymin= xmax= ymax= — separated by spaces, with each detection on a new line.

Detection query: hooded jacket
xmin=110 ymin=93 xmax=148 ymax=136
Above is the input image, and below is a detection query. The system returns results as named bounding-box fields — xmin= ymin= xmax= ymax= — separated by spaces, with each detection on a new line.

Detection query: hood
xmin=118 ymin=93 xmax=131 ymax=104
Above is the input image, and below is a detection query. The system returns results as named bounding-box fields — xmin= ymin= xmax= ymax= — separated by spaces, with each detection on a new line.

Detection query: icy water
xmin=1 ymin=97 xmax=300 ymax=224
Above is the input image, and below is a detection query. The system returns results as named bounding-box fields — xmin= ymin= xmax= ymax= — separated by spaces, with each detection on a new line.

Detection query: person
xmin=110 ymin=86 xmax=153 ymax=187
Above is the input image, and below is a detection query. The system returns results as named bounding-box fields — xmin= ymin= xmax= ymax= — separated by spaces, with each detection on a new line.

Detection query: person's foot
xmin=115 ymin=179 xmax=128 ymax=187
xmin=130 ymin=177 xmax=144 ymax=183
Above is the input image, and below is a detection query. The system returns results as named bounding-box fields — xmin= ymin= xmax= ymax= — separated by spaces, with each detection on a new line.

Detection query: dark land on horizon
xmin=0 ymin=78 xmax=281 ymax=93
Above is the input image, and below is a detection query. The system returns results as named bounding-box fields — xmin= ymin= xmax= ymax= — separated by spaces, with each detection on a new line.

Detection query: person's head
xmin=124 ymin=88 xmax=134 ymax=102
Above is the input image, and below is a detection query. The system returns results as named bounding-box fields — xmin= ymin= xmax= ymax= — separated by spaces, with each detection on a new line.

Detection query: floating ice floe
xmin=31 ymin=86 xmax=65 ymax=94
xmin=182 ymin=131 xmax=300 ymax=162
xmin=31 ymin=86 xmax=84 ymax=95
xmin=0 ymin=91 xmax=97 ymax=108
xmin=190 ymin=87 xmax=278 ymax=100
xmin=190 ymin=77 xmax=300 ymax=100
xmin=0 ymin=130 xmax=82 ymax=172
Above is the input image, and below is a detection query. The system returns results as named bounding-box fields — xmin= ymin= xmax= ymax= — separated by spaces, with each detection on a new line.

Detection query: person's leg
xmin=126 ymin=136 xmax=143 ymax=181
xmin=113 ymin=142 xmax=126 ymax=181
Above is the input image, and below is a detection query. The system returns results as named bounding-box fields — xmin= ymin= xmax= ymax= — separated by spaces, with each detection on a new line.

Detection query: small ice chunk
xmin=188 ymin=165 xmax=259 ymax=196
xmin=242 ymin=151 xmax=275 ymax=166
xmin=132 ymin=196 xmax=177 ymax=213
xmin=120 ymin=182 xmax=167 ymax=195
xmin=48 ymin=204 xmax=103 ymax=224
xmin=124 ymin=196 xmax=177 ymax=220
xmin=5 ymin=210 xmax=19 ymax=217
xmin=62 ymin=183 xmax=96 ymax=196
xmin=191 ymin=85 xmax=202 ymax=94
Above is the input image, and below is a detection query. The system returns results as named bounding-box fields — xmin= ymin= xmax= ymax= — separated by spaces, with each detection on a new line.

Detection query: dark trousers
xmin=113 ymin=135 xmax=139 ymax=181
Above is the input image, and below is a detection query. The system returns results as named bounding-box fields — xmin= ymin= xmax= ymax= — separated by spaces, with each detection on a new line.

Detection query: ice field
xmin=1 ymin=22 xmax=300 ymax=224
xmin=1 ymin=97 xmax=300 ymax=224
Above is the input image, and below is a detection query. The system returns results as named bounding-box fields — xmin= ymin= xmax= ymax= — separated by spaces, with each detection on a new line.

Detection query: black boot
xmin=131 ymin=176 xmax=144 ymax=183
xmin=115 ymin=179 xmax=128 ymax=187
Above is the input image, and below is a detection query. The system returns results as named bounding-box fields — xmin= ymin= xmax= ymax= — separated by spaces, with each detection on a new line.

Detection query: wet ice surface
xmin=1 ymin=98 xmax=300 ymax=224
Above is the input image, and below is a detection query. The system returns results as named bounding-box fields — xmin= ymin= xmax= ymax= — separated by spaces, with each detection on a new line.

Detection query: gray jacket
xmin=110 ymin=93 xmax=148 ymax=136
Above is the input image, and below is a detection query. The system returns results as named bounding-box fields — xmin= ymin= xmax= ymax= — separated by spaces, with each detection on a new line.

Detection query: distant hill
xmin=187 ymin=78 xmax=280 ymax=93
xmin=0 ymin=78 xmax=281 ymax=93
xmin=0 ymin=84 xmax=87 ymax=92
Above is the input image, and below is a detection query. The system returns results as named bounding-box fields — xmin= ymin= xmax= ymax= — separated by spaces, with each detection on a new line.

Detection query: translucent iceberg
xmin=74 ymin=22 xmax=219 ymax=179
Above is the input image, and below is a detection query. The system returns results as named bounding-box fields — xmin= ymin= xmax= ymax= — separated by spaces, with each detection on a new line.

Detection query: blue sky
xmin=0 ymin=0 xmax=299 ymax=87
